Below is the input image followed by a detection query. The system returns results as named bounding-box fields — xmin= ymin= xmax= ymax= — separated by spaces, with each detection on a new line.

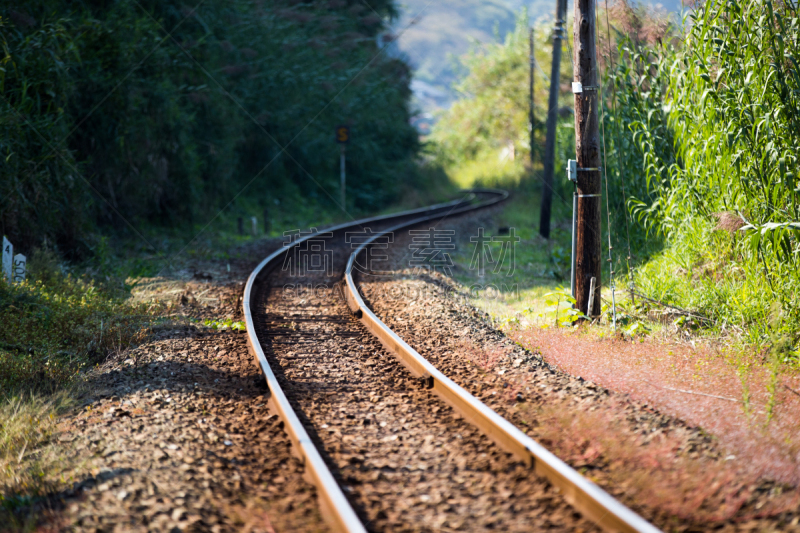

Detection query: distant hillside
xmin=393 ymin=0 xmax=682 ymax=113
xmin=391 ymin=0 xmax=522 ymax=112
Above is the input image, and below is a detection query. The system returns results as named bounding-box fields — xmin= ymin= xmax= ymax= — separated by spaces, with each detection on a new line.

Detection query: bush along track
xmin=603 ymin=0 xmax=800 ymax=351
xmin=0 ymin=254 xmax=151 ymax=395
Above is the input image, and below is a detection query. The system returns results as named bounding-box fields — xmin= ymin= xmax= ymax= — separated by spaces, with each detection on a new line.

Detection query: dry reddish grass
xmin=455 ymin=338 xmax=510 ymax=372
xmin=596 ymin=0 xmax=677 ymax=72
xmin=527 ymin=398 xmax=800 ymax=524
xmin=512 ymin=327 xmax=800 ymax=485
xmin=604 ymin=0 xmax=672 ymax=48
xmin=448 ymin=334 xmax=800 ymax=525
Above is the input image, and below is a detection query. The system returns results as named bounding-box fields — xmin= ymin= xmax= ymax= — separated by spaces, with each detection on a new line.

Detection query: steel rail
xmin=242 ymin=192 xmax=481 ymax=533
xmin=343 ymin=191 xmax=661 ymax=533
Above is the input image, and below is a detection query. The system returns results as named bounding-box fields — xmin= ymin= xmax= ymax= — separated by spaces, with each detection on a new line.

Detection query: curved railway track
xmin=243 ymin=190 xmax=659 ymax=533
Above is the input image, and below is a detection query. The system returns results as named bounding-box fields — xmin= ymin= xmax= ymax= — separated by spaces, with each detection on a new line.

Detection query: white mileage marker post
xmin=13 ymin=254 xmax=26 ymax=283
xmin=2 ymin=236 xmax=12 ymax=283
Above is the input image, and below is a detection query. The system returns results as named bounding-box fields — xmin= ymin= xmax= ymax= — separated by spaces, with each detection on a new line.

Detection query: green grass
xmin=0 ymin=247 xmax=153 ymax=396
xmin=203 ymin=318 xmax=246 ymax=332
xmin=443 ymin=186 xmax=758 ymax=345
xmin=446 ymin=186 xmax=575 ymax=325
xmin=0 ymin=391 xmax=76 ymax=529
xmin=632 ymin=219 xmax=800 ymax=362
xmin=445 ymin=151 xmax=528 ymax=190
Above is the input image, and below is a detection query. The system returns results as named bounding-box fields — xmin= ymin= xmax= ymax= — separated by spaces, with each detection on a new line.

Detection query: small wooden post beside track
xmin=340 ymin=144 xmax=346 ymax=209
xmin=336 ymin=125 xmax=350 ymax=211
xmin=573 ymin=0 xmax=602 ymax=317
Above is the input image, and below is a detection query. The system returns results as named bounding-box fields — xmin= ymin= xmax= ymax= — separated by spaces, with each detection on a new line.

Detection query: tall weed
xmin=605 ymin=0 xmax=800 ymax=349
xmin=0 ymin=393 xmax=72 ymax=496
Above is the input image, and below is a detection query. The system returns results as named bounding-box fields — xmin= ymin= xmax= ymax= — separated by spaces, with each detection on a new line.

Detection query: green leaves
xmin=605 ymin=0 xmax=800 ymax=342
xmin=740 ymin=221 xmax=800 ymax=263
xmin=202 ymin=318 xmax=245 ymax=331
xmin=621 ymin=321 xmax=650 ymax=338
xmin=1 ymin=0 xmax=418 ymax=250
xmin=531 ymin=287 xmax=585 ymax=328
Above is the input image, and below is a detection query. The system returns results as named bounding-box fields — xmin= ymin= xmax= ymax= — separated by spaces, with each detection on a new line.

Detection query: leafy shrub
xmin=0 ymin=250 xmax=150 ymax=394
xmin=529 ymin=287 xmax=583 ymax=327
xmin=605 ymin=0 xmax=800 ymax=344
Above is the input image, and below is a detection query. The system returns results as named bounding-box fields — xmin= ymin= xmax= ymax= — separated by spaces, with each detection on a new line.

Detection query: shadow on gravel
xmin=80 ymin=359 xmax=269 ymax=403
xmin=4 ymin=354 xmax=271 ymax=530
xmin=253 ymin=307 xmax=380 ymax=525
xmin=1 ymin=468 xmax=139 ymax=531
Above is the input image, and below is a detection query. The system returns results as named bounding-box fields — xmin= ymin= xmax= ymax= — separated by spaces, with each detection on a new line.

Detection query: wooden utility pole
xmin=529 ymin=27 xmax=535 ymax=175
xmin=539 ymin=0 xmax=567 ymax=239
xmin=573 ymin=0 xmax=602 ymax=317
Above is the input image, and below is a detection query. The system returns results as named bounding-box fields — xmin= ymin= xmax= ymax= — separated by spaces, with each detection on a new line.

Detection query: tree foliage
xmin=607 ymin=0 xmax=800 ymax=341
xmin=429 ymin=10 xmax=575 ymax=191
xmin=1 ymin=0 xmax=417 ymax=255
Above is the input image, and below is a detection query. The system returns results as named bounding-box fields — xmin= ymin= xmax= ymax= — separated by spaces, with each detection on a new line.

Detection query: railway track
xmin=243 ymin=190 xmax=659 ymax=532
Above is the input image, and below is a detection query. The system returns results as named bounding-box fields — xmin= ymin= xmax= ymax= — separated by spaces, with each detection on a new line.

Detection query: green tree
xmin=1 ymin=0 xmax=419 ymax=255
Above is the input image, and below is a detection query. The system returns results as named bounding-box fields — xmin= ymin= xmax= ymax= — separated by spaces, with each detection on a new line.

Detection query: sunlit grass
xmin=446 ymin=190 xmax=571 ymax=326
xmin=445 ymin=151 xmax=528 ymax=190
xmin=0 ymin=249 xmax=153 ymax=396
xmin=0 ymin=391 xmax=77 ymax=526
xmin=203 ymin=318 xmax=246 ymax=331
